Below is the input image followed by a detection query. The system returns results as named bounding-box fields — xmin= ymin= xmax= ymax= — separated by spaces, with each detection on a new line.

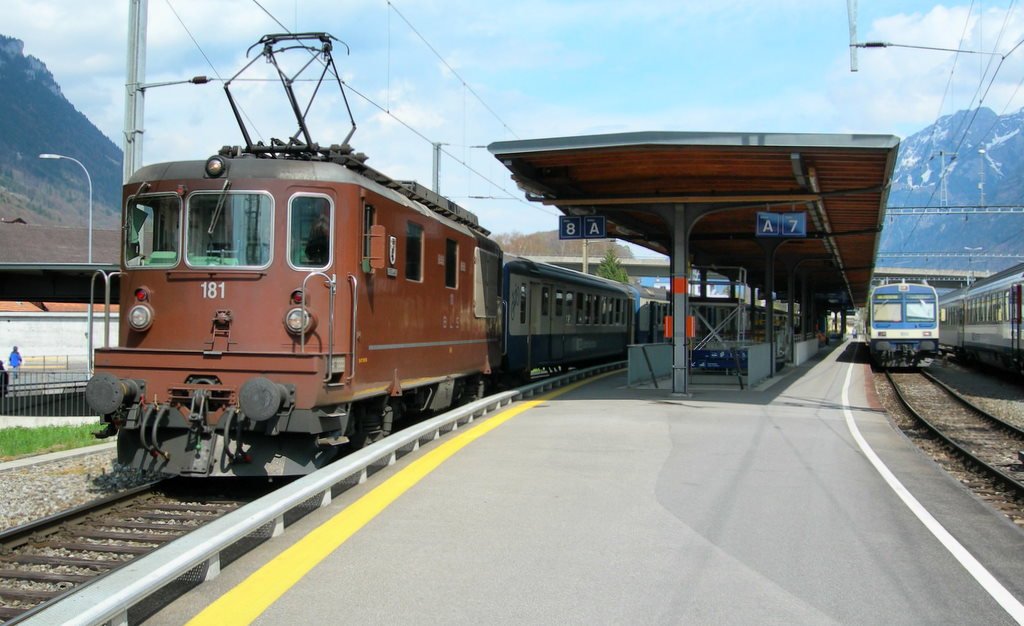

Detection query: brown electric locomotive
xmin=84 ymin=33 xmax=503 ymax=477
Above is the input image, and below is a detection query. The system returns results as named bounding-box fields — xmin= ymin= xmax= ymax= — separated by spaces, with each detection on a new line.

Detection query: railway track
xmin=0 ymin=482 xmax=253 ymax=623
xmin=884 ymin=369 xmax=1024 ymax=499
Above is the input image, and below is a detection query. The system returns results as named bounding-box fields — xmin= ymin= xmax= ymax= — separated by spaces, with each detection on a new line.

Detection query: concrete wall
xmin=793 ymin=337 xmax=820 ymax=366
xmin=0 ymin=312 xmax=119 ymax=366
xmin=744 ymin=342 xmax=771 ymax=387
xmin=627 ymin=343 xmax=673 ymax=386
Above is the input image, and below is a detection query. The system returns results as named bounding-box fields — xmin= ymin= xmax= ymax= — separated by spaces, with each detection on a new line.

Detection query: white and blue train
xmin=866 ymin=282 xmax=939 ymax=367
xmin=939 ymin=263 xmax=1024 ymax=374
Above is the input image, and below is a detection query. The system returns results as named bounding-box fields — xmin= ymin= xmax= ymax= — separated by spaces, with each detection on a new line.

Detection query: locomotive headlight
xmin=205 ymin=155 xmax=227 ymax=177
xmin=284 ymin=307 xmax=316 ymax=335
xmin=128 ymin=304 xmax=153 ymax=331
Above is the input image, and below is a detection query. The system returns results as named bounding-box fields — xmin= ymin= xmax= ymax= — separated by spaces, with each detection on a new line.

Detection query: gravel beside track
xmin=0 ymin=448 xmax=160 ymax=531
xmin=874 ymin=355 xmax=1024 ymax=526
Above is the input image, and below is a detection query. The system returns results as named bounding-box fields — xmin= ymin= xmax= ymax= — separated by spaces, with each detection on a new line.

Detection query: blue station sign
xmin=756 ymin=212 xmax=807 ymax=238
xmin=559 ymin=215 xmax=607 ymax=239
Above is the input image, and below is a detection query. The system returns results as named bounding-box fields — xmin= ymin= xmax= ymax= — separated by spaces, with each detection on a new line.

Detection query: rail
xmin=16 ymin=361 xmax=623 ymax=625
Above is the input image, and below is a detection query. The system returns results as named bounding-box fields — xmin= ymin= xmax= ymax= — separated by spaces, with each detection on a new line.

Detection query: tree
xmin=596 ymin=249 xmax=629 ymax=283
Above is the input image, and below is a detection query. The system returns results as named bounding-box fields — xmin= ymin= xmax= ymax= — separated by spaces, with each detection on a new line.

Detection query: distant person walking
xmin=8 ymin=346 xmax=21 ymax=380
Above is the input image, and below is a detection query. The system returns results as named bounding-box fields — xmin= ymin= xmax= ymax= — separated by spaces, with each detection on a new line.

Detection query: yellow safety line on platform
xmin=188 ymin=371 xmax=616 ymax=626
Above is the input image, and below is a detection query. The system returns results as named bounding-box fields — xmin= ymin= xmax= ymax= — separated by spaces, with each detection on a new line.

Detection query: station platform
xmin=152 ymin=342 xmax=1024 ymax=625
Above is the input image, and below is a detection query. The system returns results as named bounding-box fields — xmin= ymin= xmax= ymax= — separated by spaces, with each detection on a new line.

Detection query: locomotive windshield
xmin=905 ymin=294 xmax=936 ymax=323
xmin=125 ymin=194 xmax=181 ymax=268
xmin=871 ymin=294 xmax=902 ymax=322
xmin=186 ymin=192 xmax=272 ymax=267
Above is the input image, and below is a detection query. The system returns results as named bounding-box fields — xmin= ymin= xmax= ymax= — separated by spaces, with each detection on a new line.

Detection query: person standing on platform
xmin=8 ymin=346 xmax=22 ymax=380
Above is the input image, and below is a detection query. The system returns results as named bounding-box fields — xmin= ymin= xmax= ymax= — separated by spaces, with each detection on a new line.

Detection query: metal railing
xmin=0 ymin=369 xmax=92 ymax=418
xmin=17 ymin=361 xmax=623 ymax=625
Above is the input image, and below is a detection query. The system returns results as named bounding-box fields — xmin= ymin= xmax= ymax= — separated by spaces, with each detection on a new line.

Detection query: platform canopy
xmin=488 ymin=131 xmax=900 ymax=308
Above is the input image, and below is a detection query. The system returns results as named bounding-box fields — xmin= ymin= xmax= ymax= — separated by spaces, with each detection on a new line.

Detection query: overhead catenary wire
xmin=170 ymin=0 xmax=547 ymax=218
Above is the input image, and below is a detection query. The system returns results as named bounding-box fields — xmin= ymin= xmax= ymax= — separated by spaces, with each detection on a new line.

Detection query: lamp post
xmin=39 ymin=153 xmax=93 ymax=263
xmin=964 ymin=246 xmax=983 ymax=286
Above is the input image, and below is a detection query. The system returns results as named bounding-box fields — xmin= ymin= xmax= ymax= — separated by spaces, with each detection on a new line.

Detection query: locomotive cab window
xmin=406 ymin=222 xmax=423 ymax=281
xmin=186 ymin=192 xmax=272 ymax=268
xmin=125 ymin=194 xmax=180 ymax=268
xmin=289 ymin=194 xmax=333 ymax=268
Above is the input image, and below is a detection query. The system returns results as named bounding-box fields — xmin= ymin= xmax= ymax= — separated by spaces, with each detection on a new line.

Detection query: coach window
xmin=405 ymin=222 xmax=423 ymax=281
xmin=577 ymin=292 xmax=585 ymax=324
xmin=125 ymin=194 xmax=180 ymax=268
xmin=445 ymin=239 xmax=458 ymax=288
xmin=519 ymin=284 xmax=527 ymax=324
xmin=187 ymin=192 xmax=272 ymax=268
xmin=541 ymin=287 xmax=550 ymax=316
xmin=565 ymin=292 xmax=574 ymax=324
xmin=555 ymin=290 xmax=564 ymax=317
xmin=289 ymin=195 xmax=332 ymax=268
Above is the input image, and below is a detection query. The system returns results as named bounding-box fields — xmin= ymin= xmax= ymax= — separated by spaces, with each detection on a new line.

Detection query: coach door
xmin=1013 ymin=284 xmax=1023 ymax=362
xmin=530 ymin=282 xmax=554 ymax=367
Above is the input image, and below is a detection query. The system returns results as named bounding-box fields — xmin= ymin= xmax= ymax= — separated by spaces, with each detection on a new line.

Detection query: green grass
xmin=0 ymin=424 xmax=108 ymax=461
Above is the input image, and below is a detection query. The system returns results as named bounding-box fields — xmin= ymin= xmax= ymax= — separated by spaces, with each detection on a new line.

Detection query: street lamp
xmin=39 ymin=153 xmax=93 ymax=263
xmin=964 ymin=246 xmax=983 ymax=285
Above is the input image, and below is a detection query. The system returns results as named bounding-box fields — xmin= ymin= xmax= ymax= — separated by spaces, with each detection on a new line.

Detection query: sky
xmin=7 ymin=0 xmax=1024 ymax=248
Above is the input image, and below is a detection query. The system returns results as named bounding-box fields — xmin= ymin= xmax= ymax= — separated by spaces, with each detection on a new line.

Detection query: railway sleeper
xmin=0 ymin=569 xmax=94 ymax=584
xmin=0 ymin=554 xmax=113 ymax=570
xmin=0 ymin=586 xmax=61 ymax=601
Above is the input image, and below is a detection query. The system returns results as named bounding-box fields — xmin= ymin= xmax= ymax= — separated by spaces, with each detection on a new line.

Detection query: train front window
xmin=872 ymin=295 xmax=902 ymax=323
xmin=905 ymin=296 xmax=936 ymax=323
xmin=289 ymin=195 xmax=332 ymax=268
xmin=186 ymin=192 xmax=272 ymax=268
xmin=125 ymin=194 xmax=180 ymax=268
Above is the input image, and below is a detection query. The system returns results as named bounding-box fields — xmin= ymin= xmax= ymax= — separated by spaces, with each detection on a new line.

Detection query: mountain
xmin=0 ymin=35 xmax=121 ymax=229
xmin=881 ymin=107 xmax=1024 ymax=274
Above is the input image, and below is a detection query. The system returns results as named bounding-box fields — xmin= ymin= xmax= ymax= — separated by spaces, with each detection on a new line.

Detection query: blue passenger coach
xmin=502 ymin=256 xmax=632 ymax=380
xmin=939 ymin=263 xmax=1024 ymax=373
xmin=625 ymin=284 xmax=671 ymax=344
xmin=866 ymin=282 xmax=939 ymax=367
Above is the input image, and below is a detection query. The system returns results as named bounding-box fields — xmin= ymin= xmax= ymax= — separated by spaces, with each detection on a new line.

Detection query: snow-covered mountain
xmin=880 ymin=107 xmax=1024 ymax=273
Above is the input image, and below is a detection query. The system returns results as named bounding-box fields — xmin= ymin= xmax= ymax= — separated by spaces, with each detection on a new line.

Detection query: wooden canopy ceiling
xmin=488 ymin=131 xmax=900 ymax=308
